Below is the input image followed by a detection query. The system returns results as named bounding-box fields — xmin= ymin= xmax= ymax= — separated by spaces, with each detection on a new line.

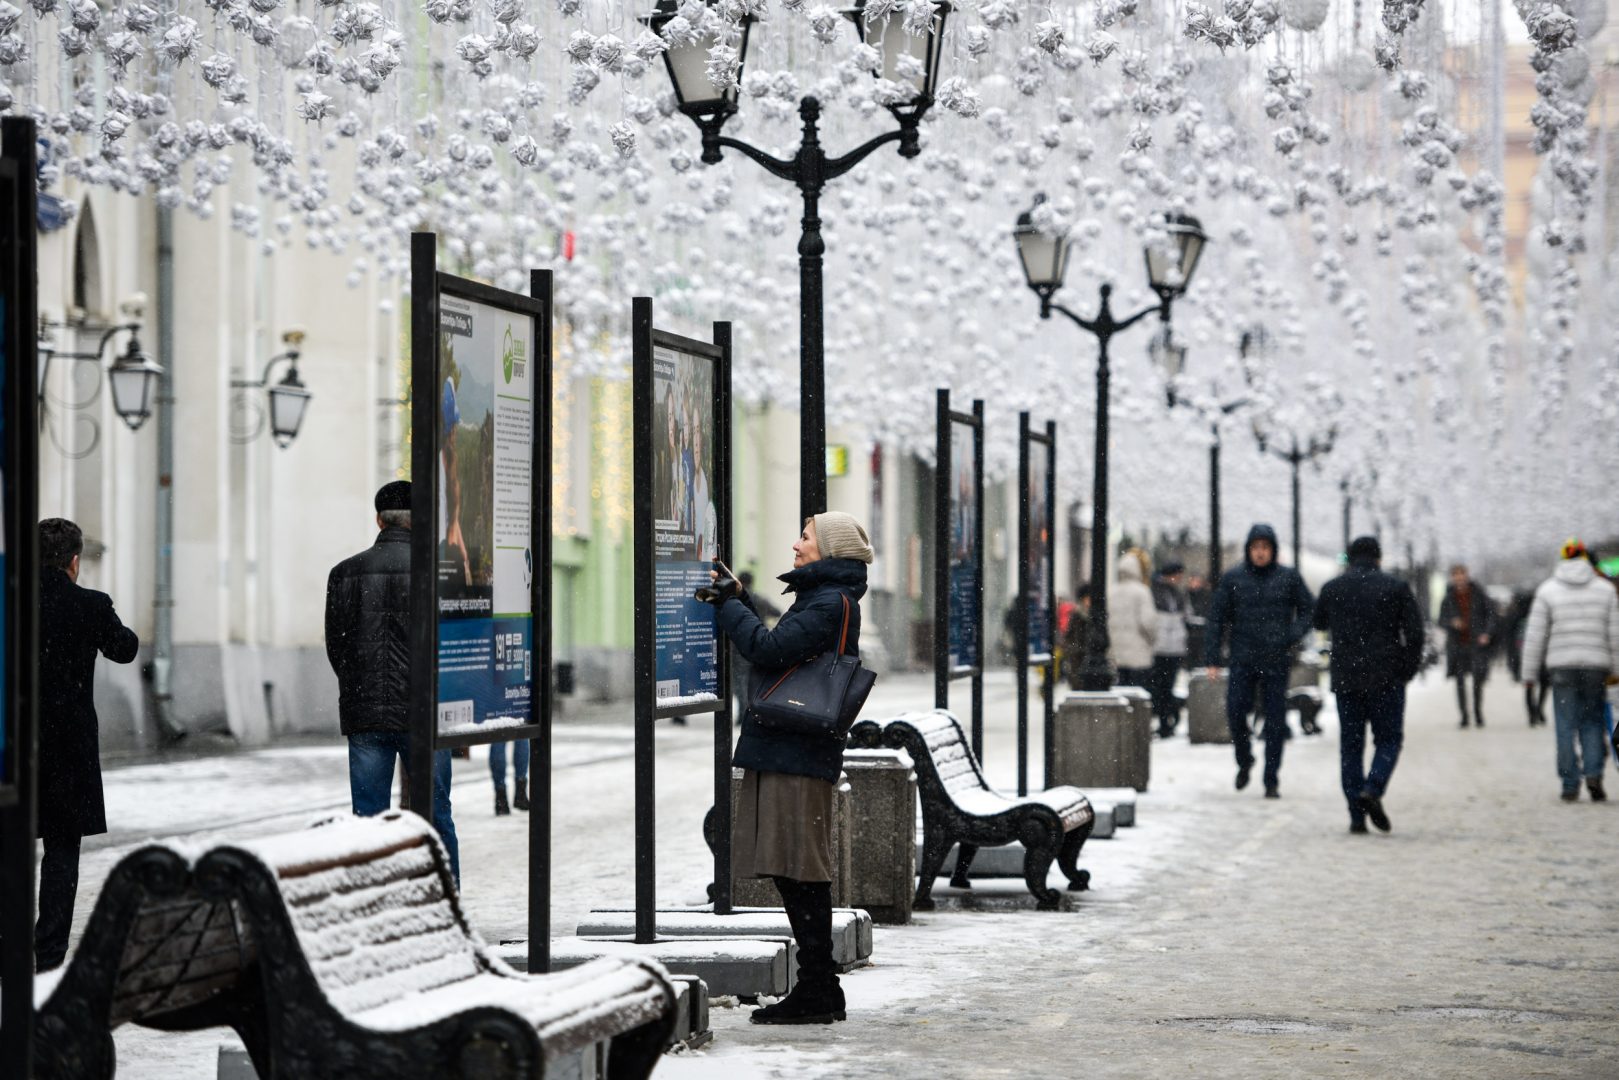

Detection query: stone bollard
xmin=1050 ymin=692 xmax=1134 ymax=789
xmin=1110 ymin=685 xmax=1152 ymax=792
xmin=1187 ymin=670 xmax=1230 ymax=744
xmin=730 ymin=768 xmax=854 ymax=909
xmin=841 ymin=749 xmax=917 ymax=925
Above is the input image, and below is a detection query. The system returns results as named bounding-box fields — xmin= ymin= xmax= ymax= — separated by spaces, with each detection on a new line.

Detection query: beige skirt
xmin=732 ymin=769 xmax=836 ymax=883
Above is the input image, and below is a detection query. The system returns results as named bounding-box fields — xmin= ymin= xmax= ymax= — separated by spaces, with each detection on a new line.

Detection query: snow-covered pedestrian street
xmin=77 ymin=668 xmax=1619 ymax=1079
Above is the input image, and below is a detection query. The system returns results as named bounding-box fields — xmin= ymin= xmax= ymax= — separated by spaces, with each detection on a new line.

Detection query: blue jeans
xmin=489 ymin=740 xmax=530 ymax=788
xmin=1551 ymin=668 xmax=1609 ymax=792
xmin=1227 ymin=662 xmax=1291 ymax=790
xmin=1337 ymin=684 xmax=1405 ymax=822
xmin=348 ymin=731 xmax=460 ymax=885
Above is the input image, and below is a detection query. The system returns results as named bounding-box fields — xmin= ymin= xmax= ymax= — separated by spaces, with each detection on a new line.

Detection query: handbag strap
xmin=836 ymin=593 xmax=855 ymax=657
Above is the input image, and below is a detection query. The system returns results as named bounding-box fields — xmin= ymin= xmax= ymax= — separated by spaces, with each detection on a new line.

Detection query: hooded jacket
xmin=1520 ymin=559 xmax=1619 ymax=676
xmin=1108 ymin=554 xmax=1159 ymax=669
xmin=717 ymin=558 xmax=866 ymax=783
xmin=1205 ymin=524 xmax=1316 ymax=668
xmin=1311 ymin=556 xmax=1425 ymax=694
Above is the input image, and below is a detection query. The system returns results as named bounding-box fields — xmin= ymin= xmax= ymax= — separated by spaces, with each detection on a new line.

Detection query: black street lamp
xmin=1154 ymin=328 xmax=1248 ymax=583
xmin=231 ymin=330 xmax=312 ymax=448
xmin=649 ymin=0 xmax=951 ymax=519
xmin=38 ymin=303 xmax=166 ymax=432
xmin=1014 ymin=196 xmax=1207 ymax=692
xmin=1251 ymin=419 xmax=1336 ymax=569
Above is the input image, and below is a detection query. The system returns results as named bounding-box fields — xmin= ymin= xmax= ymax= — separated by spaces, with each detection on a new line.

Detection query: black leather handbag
xmin=749 ymin=594 xmax=877 ymax=741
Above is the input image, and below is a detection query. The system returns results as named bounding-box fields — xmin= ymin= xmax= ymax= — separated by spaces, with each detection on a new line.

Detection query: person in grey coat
xmin=1149 ymin=562 xmax=1190 ymax=737
xmin=707 ymin=511 xmax=872 ymax=1026
xmin=1108 ymin=551 xmax=1158 ymax=690
xmin=1521 ymin=539 xmax=1619 ymax=801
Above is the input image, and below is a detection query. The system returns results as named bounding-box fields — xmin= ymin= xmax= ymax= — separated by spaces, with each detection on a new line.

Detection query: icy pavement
xmin=53 ymin=669 xmax=1619 ymax=1077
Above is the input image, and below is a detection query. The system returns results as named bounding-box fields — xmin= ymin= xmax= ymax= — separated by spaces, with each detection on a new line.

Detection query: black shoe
xmin=1587 ymin=777 xmax=1607 ymax=802
xmin=1236 ymin=765 xmax=1252 ymax=791
xmin=1561 ymin=789 xmax=1579 ymax=802
xmin=1357 ymin=793 xmax=1391 ymax=832
xmin=1458 ymin=718 xmax=1470 ymax=728
xmin=1349 ymin=821 xmax=1369 ymax=835
xmin=513 ymin=779 xmax=531 ymax=812
xmin=1475 ymin=716 xmax=1485 ymax=728
xmin=1264 ymin=786 xmax=1280 ymax=799
xmin=494 ymin=788 xmax=511 ymax=816
xmin=749 ymin=978 xmax=844 ymax=1025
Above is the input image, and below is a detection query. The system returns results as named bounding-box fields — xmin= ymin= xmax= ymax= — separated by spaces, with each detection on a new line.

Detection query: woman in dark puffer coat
xmin=703 ymin=510 xmax=871 ymax=1025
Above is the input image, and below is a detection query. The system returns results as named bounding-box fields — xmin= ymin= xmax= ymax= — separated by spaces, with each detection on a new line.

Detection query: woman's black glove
xmin=694 ymin=573 xmax=741 ymax=606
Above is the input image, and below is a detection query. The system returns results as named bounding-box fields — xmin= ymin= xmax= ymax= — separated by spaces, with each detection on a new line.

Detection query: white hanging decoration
xmin=1281 ymin=0 xmax=1329 ymax=32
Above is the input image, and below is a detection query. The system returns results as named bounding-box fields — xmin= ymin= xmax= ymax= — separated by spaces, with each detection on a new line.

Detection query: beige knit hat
xmin=812 ymin=511 xmax=874 ymax=564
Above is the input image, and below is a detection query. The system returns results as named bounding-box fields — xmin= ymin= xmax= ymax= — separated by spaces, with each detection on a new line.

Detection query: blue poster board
xmin=1026 ymin=439 xmax=1051 ymax=658
xmin=947 ymin=416 xmax=980 ymax=670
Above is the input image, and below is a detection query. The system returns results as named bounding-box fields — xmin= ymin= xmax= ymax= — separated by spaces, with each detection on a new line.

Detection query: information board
xmin=947 ymin=416 xmax=980 ymax=670
xmin=434 ymin=291 xmax=536 ymax=739
xmin=651 ymin=344 xmax=721 ymax=705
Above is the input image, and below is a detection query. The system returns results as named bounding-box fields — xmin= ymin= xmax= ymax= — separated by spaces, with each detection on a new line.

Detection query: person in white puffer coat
xmin=1108 ymin=550 xmax=1159 ymax=691
xmin=1520 ymin=539 xmax=1619 ymax=802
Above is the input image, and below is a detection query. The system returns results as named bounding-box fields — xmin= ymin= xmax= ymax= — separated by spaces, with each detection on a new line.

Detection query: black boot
xmin=494 ymin=786 xmax=510 ymax=816
xmin=753 ymin=879 xmax=843 ymax=1025
xmin=1588 ymin=777 xmax=1607 ymax=802
xmin=513 ymin=779 xmax=530 ymax=812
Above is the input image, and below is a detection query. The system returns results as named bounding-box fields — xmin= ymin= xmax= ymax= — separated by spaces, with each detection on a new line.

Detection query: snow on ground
xmin=43 ymin=669 xmax=1619 ymax=1077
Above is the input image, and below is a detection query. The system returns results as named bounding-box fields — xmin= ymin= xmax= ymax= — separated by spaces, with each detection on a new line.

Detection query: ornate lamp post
xmin=1251 ymin=418 xmax=1337 ymax=569
xmin=1014 ymin=197 xmax=1207 ymax=691
xmin=649 ymin=0 xmax=951 ymax=519
xmin=231 ymin=330 xmax=313 ymax=448
xmin=38 ymin=295 xmax=166 ymax=432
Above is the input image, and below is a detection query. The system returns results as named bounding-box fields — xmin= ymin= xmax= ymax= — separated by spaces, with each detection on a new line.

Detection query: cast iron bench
xmin=32 ymin=812 xmax=676 ymax=1080
xmin=847 ymin=710 xmax=1094 ymax=911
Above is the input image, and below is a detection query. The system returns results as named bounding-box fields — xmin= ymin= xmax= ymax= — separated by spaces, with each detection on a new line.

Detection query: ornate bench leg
xmin=948 ymin=844 xmax=978 ymax=890
xmin=914 ymin=826 xmax=954 ymax=911
xmin=1057 ymin=823 xmax=1092 ymax=893
xmin=1018 ymin=819 xmax=1062 ymax=910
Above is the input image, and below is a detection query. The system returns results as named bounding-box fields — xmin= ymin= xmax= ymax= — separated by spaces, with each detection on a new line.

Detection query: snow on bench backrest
xmin=886 ymin=710 xmax=985 ymax=798
xmin=239 ymin=814 xmax=482 ymax=1016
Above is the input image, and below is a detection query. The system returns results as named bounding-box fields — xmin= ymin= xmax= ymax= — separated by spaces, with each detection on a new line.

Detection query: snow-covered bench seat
xmin=847 ymin=710 xmax=1094 ymax=911
xmin=32 ymin=812 xmax=676 ymax=1080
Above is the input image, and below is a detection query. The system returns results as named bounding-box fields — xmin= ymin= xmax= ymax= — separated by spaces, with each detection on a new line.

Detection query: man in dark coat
xmin=325 ymin=481 xmax=459 ymax=884
xmin=1312 ymin=536 xmax=1425 ymax=834
xmin=1438 ymin=563 xmax=1496 ymax=727
xmin=35 ymin=518 xmax=140 ymax=972
xmin=1205 ymin=523 xmax=1315 ymax=798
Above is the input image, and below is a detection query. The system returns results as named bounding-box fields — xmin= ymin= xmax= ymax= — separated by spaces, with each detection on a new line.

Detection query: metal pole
xmin=1016 ymin=412 xmax=1030 ymax=797
xmin=712 ymin=320 xmax=734 ymax=916
xmin=1341 ymin=479 xmax=1351 ymax=554
xmin=970 ymin=398 xmax=985 ymax=764
xmin=1079 ymin=294 xmax=1115 ymax=692
xmin=1042 ymin=420 xmax=1057 ymax=791
xmin=631 ymin=297 xmax=656 ymax=945
xmin=407 ymin=234 xmax=438 ymax=823
xmin=1209 ymin=426 xmax=1221 ymax=582
xmin=529 ymin=268 xmax=553 ymax=972
xmin=933 ymin=389 xmax=949 ymax=710
xmin=798 ymin=105 xmax=827 ymax=522
xmin=151 ymin=206 xmax=180 ymax=740
xmin=1291 ymin=448 xmax=1302 ymax=569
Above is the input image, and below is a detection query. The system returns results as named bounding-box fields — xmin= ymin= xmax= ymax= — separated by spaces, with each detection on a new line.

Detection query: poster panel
xmin=1026 ymin=442 xmax=1052 ymax=657
xmin=947 ymin=416 xmax=979 ymax=670
xmin=0 ymin=287 xmax=8 ymax=791
xmin=435 ymin=291 xmax=535 ymax=738
xmin=652 ymin=344 xmax=721 ymax=704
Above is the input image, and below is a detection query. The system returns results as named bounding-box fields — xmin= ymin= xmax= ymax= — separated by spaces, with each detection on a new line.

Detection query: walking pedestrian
xmin=1061 ymin=584 xmax=1091 ymax=690
xmin=1150 ymin=561 xmax=1190 ymax=737
xmin=325 ymin=481 xmax=460 ymax=883
xmin=1311 ymin=537 xmax=1425 ymax=834
xmin=1504 ymin=590 xmax=1548 ymax=727
xmin=1109 ymin=549 xmax=1158 ymax=691
xmin=33 ymin=519 xmax=140 ymax=972
xmin=708 ymin=511 xmax=872 ymax=1025
xmin=1521 ymin=538 xmax=1619 ymax=802
xmin=1438 ymin=564 xmax=1497 ymax=727
xmin=489 ymin=741 xmax=529 ymax=815
xmin=1204 ymin=523 xmax=1315 ymax=799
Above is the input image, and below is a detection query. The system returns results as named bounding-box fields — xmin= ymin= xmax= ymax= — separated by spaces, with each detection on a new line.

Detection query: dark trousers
xmin=35 ymin=834 xmax=82 ymax=971
xmin=1148 ymin=655 xmax=1183 ymax=731
xmin=1227 ymin=662 xmax=1291 ymax=789
xmin=1525 ymin=679 xmax=1549 ymax=726
xmin=1338 ymin=685 xmax=1406 ymax=823
xmin=1116 ymin=666 xmax=1153 ymax=691
xmin=1454 ymin=648 xmax=1488 ymax=722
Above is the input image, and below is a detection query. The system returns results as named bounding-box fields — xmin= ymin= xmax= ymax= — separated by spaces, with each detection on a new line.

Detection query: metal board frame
xmin=0 ymin=114 xmax=40 ymax=1072
xmin=632 ymin=297 xmax=735 ymax=942
xmin=934 ymin=389 xmax=986 ymax=761
xmin=408 ymin=233 xmax=554 ymax=967
xmin=1017 ymin=414 xmax=1057 ymax=796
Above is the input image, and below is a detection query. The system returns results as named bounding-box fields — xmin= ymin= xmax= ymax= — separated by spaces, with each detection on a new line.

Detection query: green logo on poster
xmin=502 ymin=326 xmax=515 ymax=384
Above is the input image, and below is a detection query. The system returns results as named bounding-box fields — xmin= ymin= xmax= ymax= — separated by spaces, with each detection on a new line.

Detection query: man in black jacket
xmin=1438 ymin=563 xmax=1496 ymax=728
xmin=35 ymin=518 xmax=140 ymax=971
xmin=1312 ymin=536 xmax=1425 ymax=834
xmin=1205 ymin=523 xmax=1315 ymax=798
xmin=325 ymin=481 xmax=459 ymax=883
